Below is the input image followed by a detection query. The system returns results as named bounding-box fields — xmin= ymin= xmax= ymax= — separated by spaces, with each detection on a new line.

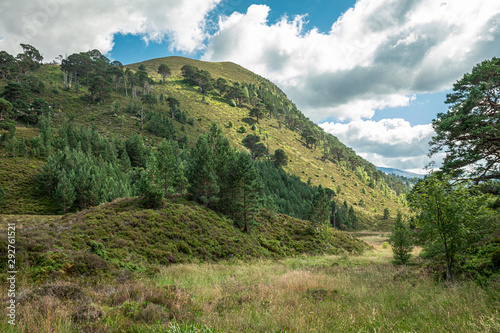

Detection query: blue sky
xmin=1 ymin=0 xmax=499 ymax=172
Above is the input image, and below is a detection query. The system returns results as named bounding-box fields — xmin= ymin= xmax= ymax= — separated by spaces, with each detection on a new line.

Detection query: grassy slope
xmin=0 ymin=197 xmax=369 ymax=277
xmin=131 ymin=56 xmax=410 ymax=229
xmin=0 ymin=58 xmax=409 ymax=229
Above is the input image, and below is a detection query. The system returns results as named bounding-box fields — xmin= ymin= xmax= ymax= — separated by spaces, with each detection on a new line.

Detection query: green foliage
xmin=272 ymin=148 xmax=288 ymax=168
xmin=0 ymin=97 xmax=13 ymax=119
xmin=383 ymin=208 xmax=390 ymax=220
xmin=309 ymin=185 xmax=330 ymax=225
xmin=141 ymin=93 xmax=157 ymax=109
xmin=125 ymin=133 xmax=147 ymax=168
xmin=242 ymin=134 xmax=268 ymax=160
xmin=492 ymin=248 xmax=500 ymax=268
xmin=255 ymin=160 xmax=314 ymax=220
xmin=408 ymin=173 xmax=495 ymax=279
xmin=181 ymin=65 xmax=214 ymax=98
xmin=188 ymin=133 xmax=219 ymax=205
xmin=250 ymin=106 xmax=264 ymax=123
xmin=389 ymin=212 xmax=414 ymax=265
xmin=348 ymin=206 xmax=359 ymax=230
xmin=232 ymin=151 xmax=262 ymax=231
xmin=146 ymin=111 xmax=177 ymax=140
xmin=156 ymin=139 xmax=179 ymax=197
xmin=89 ymin=241 xmax=109 ymax=260
xmin=157 ymin=63 xmax=171 ymax=84
xmin=35 ymin=121 xmax=134 ymax=211
xmin=0 ymin=48 xmax=413 ymax=231
xmin=137 ymin=153 xmax=165 ymax=208
xmin=89 ymin=75 xmax=111 ymax=104
xmin=430 ymin=57 xmax=500 ymax=181
xmin=53 ymin=169 xmax=76 ymax=214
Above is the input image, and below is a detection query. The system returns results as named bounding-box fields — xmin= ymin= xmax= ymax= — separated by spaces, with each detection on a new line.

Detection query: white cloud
xmin=0 ymin=0 xmax=221 ymax=61
xmin=203 ymin=0 xmax=500 ymax=122
xmin=308 ymin=94 xmax=415 ymax=122
xmin=320 ymin=118 xmax=440 ymax=171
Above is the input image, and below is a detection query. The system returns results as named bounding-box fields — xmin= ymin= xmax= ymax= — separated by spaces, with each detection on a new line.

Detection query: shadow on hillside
xmin=242 ymin=117 xmax=257 ymax=126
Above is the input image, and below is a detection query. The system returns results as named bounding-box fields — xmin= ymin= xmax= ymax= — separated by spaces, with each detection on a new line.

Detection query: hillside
xmin=131 ymin=56 xmax=411 ymax=228
xmin=377 ymin=167 xmax=425 ymax=180
xmin=0 ymin=198 xmax=368 ymax=278
xmin=0 ymin=51 xmax=410 ymax=229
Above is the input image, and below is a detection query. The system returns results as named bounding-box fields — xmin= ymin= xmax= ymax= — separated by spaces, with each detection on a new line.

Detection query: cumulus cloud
xmin=203 ymin=0 xmax=500 ymax=122
xmin=0 ymin=0 xmax=221 ymax=61
xmin=319 ymin=118 xmax=440 ymax=171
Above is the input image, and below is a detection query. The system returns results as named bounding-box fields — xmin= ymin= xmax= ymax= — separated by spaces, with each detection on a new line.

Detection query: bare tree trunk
xmin=141 ymin=106 xmax=144 ymax=129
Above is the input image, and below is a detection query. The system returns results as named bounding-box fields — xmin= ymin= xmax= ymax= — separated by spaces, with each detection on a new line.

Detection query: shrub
xmin=89 ymin=241 xmax=108 ymax=259
xmin=492 ymin=248 xmax=500 ymax=268
xmin=67 ymin=253 xmax=110 ymax=277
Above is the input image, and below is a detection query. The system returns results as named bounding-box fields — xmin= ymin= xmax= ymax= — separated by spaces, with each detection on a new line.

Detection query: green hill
xmin=0 ymin=53 xmax=411 ymax=229
xmin=1 ymin=197 xmax=369 ymax=282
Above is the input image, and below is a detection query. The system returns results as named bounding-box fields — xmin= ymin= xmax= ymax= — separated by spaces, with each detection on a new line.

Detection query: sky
xmin=1 ymin=0 xmax=500 ymax=173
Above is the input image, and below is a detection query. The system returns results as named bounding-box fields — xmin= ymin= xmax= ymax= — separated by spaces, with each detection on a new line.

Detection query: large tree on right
xmin=430 ymin=57 xmax=500 ymax=183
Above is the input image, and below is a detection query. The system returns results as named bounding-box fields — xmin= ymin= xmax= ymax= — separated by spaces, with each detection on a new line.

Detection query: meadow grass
xmin=1 ymin=233 xmax=497 ymax=332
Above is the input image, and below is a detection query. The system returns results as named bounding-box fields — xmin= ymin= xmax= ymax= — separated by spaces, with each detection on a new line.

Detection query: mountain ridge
xmin=377 ymin=167 xmax=426 ymax=179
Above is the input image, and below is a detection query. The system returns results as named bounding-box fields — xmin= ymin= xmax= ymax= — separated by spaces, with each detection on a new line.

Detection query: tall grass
xmin=0 ymin=233 xmax=498 ymax=332
xmin=153 ymin=257 xmax=499 ymax=332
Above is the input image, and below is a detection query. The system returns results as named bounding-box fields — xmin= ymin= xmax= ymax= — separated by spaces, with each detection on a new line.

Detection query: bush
xmin=492 ymin=248 xmax=500 ymax=268
xmin=89 ymin=241 xmax=108 ymax=259
xmin=67 ymin=253 xmax=110 ymax=277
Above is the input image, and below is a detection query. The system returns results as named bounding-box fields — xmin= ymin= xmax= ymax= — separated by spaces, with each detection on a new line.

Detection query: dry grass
xmin=0 ymin=243 xmax=498 ymax=332
xmin=149 ymin=244 xmax=498 ymax=332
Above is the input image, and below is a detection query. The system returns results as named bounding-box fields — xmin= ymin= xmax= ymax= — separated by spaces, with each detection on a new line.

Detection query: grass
xmin=0 ymin=157 xmax=57 ymax=214
xmin=0 ymin=232 xmax=497 ymax=332
xmin=0 ymin=198 xmax=369 ymax=285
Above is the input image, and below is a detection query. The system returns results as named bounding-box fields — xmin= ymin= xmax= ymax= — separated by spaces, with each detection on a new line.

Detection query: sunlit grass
xmin=0 ymin=234 xmax=498 ymax=332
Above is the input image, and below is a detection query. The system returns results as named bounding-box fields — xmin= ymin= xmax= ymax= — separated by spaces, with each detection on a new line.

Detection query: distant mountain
xmin=377 ymin=167 xmax=426 ymax=179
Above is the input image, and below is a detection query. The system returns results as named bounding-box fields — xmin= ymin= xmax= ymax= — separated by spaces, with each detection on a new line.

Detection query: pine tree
xmin=234 ymin=151 xmax=262 ymax=232
xmin=309 ymin=184 xmax=330 ymax=225
xmin=383 ymin=208 xmax=390 ymax=220
xmin=389 ymin=212 xmax=413 ymax=265
xmin=173 ymin=160 xmax=189 ymax=195
xmin=348 ymin=206 xmax=358 ymax=230
xmin=137 ymin=153 xmax=165 ymax=208
xmin=188 ymin=134 xmax=219 ymax=205
xmin=156 ymin=139 xmax=177 ymax=197
xmin=54 ymin=169 xmax=75 ymax=214
xmin=120 ymin=148 xmax=131 ymax=170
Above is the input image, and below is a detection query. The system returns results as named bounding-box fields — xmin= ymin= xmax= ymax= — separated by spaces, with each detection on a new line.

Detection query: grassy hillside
xmin=0 ymin=56 xmax=410 ymax=229
xmin=0 ymin=197 xmax=369 ymax=282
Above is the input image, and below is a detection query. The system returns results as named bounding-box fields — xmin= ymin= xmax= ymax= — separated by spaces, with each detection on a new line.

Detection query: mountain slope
xmin=377 ymin=167 xmax=426 ymax=179
xmin=129 ymin=56 xmax=411 ymax=228
xmin=0 ymin=54 xmax=410 ymax=229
